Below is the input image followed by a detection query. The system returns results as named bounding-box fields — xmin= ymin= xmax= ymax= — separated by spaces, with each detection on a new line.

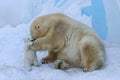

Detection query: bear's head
xmin=30 ymin=15 xmax=52 ymax=40
xmin=30 ymin=13 xmax=70 ymax=40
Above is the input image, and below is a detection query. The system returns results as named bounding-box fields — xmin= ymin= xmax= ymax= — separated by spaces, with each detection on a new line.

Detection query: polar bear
xmin=30 ymin=13 xmax=105 ymax=72
xmin=24 ymin=37 xmax=39 ymax=71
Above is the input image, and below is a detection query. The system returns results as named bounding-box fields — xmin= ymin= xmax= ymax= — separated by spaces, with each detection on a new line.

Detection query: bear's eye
xmin=35 ymin=24 xmax=40 ymax=29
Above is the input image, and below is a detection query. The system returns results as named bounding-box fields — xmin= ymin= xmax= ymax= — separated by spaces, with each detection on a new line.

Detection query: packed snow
xmin=0 ymin=24 xmax=120 ymax=80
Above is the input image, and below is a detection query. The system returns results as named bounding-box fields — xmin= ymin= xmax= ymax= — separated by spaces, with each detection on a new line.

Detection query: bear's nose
xmin=30 ymin=38 xmax=36 ymax=42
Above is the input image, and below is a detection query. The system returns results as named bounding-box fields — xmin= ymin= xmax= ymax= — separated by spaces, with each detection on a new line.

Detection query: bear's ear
xmin=54 ymin=22 xmax=68 ymax=33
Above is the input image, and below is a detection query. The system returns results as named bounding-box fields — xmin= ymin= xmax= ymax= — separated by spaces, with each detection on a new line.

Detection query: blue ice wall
xmin=82 ymin=0 xmax=108 ymax=40
xmin=92 ymin=0 xmax=108 ymax=40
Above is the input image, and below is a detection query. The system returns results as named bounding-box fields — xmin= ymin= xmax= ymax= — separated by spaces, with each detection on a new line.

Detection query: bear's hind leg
xmin=80 ymin=36 xmax=104 ymax=72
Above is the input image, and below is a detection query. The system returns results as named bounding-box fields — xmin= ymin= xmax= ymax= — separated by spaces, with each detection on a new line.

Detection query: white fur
xmin=24 ymin=37 xmax=39 ymax=71
xmin=30 ymin=13 xmax=105 ymax=71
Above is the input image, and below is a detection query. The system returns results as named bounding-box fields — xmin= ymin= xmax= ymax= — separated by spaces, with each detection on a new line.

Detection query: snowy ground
xmin=0 ymin=24 xmax=120 ymax=80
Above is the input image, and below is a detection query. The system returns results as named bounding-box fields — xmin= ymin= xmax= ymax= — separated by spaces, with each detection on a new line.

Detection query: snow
xmin=0 ymin=24 xmax=120 ymax=80
xmin=0 ymin=0 xmax=22 ymax=27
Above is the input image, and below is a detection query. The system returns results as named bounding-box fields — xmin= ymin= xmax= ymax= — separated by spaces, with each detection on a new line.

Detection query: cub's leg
xmin=41 ymin=51 xmax=57 ymax=64
xmin=79 ymin=36 xmax=105 ymax=72
xmin=54 ymin=59 xmax=70 ymax=70
xmin=24 ymin=50 xmax=39 ymax=71
xmin=24 ymin=59 xmax=32 ymax=71
xmin=33 ymin=53 xmax=39 ymax=66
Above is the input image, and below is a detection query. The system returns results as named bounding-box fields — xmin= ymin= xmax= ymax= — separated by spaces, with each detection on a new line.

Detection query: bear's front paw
xmin=82 ymin=66 xmax=95 ymax=72
xmin=54 ymin=59 xmax=70 ymax=70
xmin=41 ymin=56 xmax=56 ymax=64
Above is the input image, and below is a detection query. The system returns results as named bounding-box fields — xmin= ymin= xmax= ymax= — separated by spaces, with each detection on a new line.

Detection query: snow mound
xmin=0 ymin=24 xmax=120 ymax=80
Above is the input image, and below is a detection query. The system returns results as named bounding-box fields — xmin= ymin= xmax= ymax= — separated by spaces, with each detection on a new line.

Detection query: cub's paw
xmin=33 ymin=60 xmax=40 ymax=67
xmin=54 ymin=59 xmax=70 ymax=70
xmin=26 ymin=41 xmax=33 ymax=46
xmin=24 ymin=37 xmax=34 ymax=46
xmin=24 ymin=62 xmax=32 ymax=71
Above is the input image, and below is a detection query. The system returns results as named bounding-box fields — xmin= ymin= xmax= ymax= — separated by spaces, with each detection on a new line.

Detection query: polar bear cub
xmin=24 ymin=37 xmax=39 ymax=71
